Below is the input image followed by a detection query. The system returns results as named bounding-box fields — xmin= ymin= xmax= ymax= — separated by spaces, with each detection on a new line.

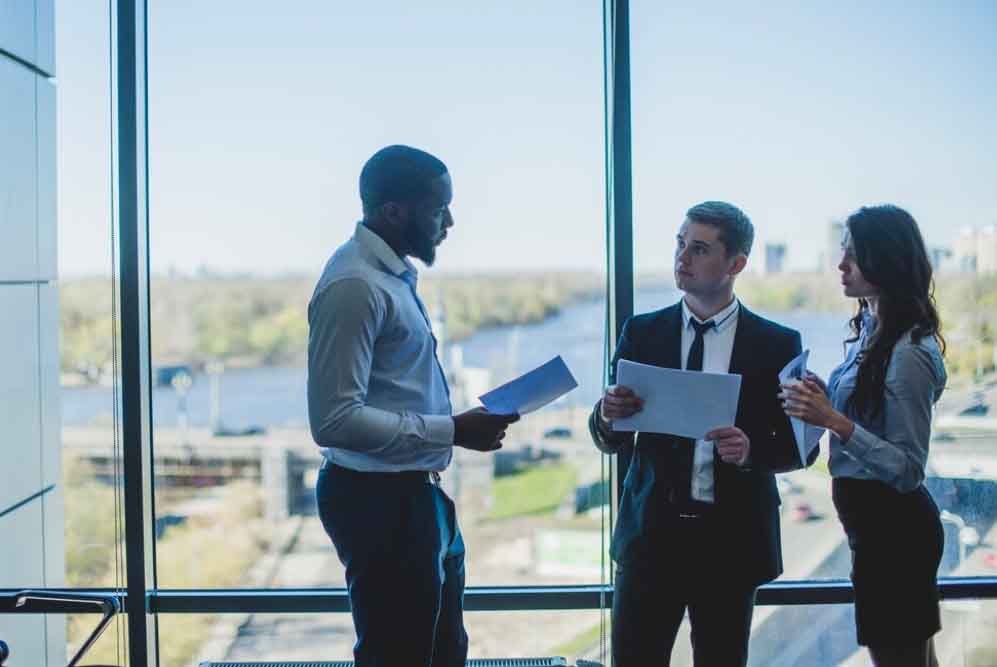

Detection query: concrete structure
xmin=0 ymin=3 xmax=63 ymax=664
xmin=765 ymin=242 xmax=786 ymax=275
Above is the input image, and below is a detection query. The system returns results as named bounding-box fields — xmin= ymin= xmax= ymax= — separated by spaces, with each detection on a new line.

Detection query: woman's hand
xmin=780 ymin=378 xmax=853 ymax=440
xmin=804 ymin=371 xmax=828 ymax=395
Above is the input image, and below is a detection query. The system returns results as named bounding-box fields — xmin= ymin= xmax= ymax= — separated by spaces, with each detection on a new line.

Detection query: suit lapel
xmin=728 ymin=303 xmax=759 ymax=376
xmin=648 ymin=303 xmax=684 ymax=370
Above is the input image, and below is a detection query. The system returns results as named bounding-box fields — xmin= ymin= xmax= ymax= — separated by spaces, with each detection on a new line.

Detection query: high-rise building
xmin=765 ymin=243 xmax=787 ymax=274
xmin=954 ymin=228 xmax=979 ymax=272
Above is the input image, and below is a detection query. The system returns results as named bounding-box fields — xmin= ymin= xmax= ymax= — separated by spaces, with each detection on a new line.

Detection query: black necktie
xmin=673 ymin=318 xmax=715 ymax=508
xmin=686 ymin=318 xmax=715 ymax=372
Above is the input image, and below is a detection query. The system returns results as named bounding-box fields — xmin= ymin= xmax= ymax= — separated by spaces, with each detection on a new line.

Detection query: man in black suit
xmin=590 ymin=201 xmax=812 ymax=666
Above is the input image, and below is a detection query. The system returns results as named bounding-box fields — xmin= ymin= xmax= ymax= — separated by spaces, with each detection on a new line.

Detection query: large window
xmin=56 ymin=2 xmax=133 ymax=664
xmin=631 ymin=0 xmax=997 ymax=581
xmin=631 ymin=2 xmax=997 ymax=663
xmin=140 ymin=2 xmax=608 ymax=664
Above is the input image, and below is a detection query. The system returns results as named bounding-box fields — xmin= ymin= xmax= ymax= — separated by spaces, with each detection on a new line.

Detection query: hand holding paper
xmin=600 ymin=384 xmax=645 ymax=421
xmin=778 ymin=350 xmax=825 ymax=466
xmin=612 ymin=359 xmax=742 ymax=439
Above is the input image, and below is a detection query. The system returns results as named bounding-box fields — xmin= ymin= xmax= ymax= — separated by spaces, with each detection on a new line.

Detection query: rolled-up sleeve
xmin=307 ymin=278 xmax=454 ymax=456
xmin=840 ymin=343 xmax=938 ymax=493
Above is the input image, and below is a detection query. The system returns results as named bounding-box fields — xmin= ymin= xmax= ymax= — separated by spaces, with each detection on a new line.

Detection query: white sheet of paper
xmin=612 ymin=359 xmax=742 ymax=439
xmin=779 ymin=349 xmax=825 ymax=466
xmin=479 ymin=355 xmax=579 ymax=416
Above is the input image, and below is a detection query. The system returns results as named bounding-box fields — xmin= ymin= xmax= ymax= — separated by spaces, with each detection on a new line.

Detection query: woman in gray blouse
xmin=781 ymin=204 xmax=946 ymax=667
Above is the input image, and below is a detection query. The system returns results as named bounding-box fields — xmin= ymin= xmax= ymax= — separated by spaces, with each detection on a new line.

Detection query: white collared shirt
xmin=680 ymin=297 xmax=740 ymax=502
xmin=307 ymin=222 xmax=454 ymax=472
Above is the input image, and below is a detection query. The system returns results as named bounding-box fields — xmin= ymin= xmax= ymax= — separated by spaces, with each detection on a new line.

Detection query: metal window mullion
xmin=604 ymin=0 xmax=635 ymax=511
xmin=116 ymin=0 xmax=158 ymax=664
xmin=5 ymin=578 xmax=997 ymax=614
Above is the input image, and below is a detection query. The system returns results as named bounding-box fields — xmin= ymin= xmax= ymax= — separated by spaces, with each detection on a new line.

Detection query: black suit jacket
xmin=590 ymin=301 xmax=812 ymax=586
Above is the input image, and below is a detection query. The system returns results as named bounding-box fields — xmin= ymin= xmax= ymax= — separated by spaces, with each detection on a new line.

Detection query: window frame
xmin=3 ymin=2 xmax=996 ymax=666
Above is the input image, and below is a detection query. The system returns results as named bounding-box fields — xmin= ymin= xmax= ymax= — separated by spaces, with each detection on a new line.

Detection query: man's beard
xmin=405 ymin=218 xmax=438 ymax=266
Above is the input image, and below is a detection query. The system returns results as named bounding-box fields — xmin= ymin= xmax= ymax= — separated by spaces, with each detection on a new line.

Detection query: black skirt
xmin=832 ymin=477 xmax=944 ymax=647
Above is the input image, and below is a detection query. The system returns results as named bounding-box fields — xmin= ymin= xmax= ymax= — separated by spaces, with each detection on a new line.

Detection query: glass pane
xmin=145 ymin=0 xmax=608 ymax=595
xmin=748 ymin=600 xmax=997 ymax=666
xmin=159 ymin=610 xmax=606 ymax=667
xmin=632 ymin=2 xmax=997 ymax=584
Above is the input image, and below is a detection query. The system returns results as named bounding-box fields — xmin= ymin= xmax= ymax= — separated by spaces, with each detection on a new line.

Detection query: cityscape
xmin=763 ymin=222 xmax=997 ymax=276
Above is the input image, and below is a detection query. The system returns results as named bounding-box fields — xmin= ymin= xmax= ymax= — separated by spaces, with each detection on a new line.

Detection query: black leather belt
xmin=324 ymin=461 xmax=441 ymax=485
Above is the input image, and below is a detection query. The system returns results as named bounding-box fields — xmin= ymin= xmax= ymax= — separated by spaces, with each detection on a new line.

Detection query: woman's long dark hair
xmin=844 ymin=205 xmax=945 ymax=419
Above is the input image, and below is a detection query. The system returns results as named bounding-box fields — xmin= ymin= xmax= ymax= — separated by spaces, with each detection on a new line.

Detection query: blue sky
xmin=56 ymin=1 xmax=997 ymax=276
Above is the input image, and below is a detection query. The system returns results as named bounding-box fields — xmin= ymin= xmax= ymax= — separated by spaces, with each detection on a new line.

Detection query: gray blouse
xmin=827 ymin=314 xmax=947 ymax=493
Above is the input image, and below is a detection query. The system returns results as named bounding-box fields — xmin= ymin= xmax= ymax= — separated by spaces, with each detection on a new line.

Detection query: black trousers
xmin=316 ymin=462 xmax=468 ymax=667
xmin=612 ymin=517 xmax=758 ymax=667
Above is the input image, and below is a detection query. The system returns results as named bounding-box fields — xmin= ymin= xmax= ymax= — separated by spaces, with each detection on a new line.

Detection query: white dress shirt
xmin=680 ymin=297 xmax=740 ymax=503
xmin=307 ymin=222 xmax=455 ymax=472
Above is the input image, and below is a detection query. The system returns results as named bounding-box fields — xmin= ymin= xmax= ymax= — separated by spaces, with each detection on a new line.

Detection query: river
xmin=60 ymin=287 xmax=850 ymax=430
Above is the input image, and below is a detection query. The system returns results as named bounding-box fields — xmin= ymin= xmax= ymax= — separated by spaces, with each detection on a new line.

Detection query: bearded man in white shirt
xmin=308 ymin=145 xmax=517 ymax=667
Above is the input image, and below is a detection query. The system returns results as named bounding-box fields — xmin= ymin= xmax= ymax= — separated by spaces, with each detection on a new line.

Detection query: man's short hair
xmin=359 ymin=145 xmax=448 ymax=214
xmin=685 ymin=201 xmax=754 ymax=257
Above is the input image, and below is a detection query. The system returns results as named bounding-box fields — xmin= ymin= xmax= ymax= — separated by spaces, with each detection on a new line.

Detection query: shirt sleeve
xmin=840 ymin=342 xmax=939 ymax=493
xmin=307 ymin=277 xmax=454 ymax=456
xmin=588 ymin=318 xmax=637 ymax=454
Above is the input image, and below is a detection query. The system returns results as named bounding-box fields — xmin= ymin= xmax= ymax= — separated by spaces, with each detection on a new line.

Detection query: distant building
xmin=980 ymin=226 xmax=997 ymax=274
xmin=765 ymin=243 xmax=786 ymax=274
xmin=953 ymin=226 xmax=997 ymax=274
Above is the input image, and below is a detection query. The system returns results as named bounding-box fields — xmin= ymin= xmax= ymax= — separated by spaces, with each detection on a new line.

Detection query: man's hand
xmin=599 ymin=385 xmax=644 ymax=423
xmin=706 ymin=426 xmax=751 ymax=466
xmin=453 ymin=407 xmax=520 ymax=452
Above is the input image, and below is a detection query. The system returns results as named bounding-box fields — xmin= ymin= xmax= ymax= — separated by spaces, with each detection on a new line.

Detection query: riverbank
xmin=58 ymin=271 xmax=996 ymax=388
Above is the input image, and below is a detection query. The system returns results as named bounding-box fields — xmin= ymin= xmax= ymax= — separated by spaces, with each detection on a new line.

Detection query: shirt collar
xmin=354 ymin=222 xmax=418 ymax=280
xmin=681 ymin=296 xmax=740 ymax=334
